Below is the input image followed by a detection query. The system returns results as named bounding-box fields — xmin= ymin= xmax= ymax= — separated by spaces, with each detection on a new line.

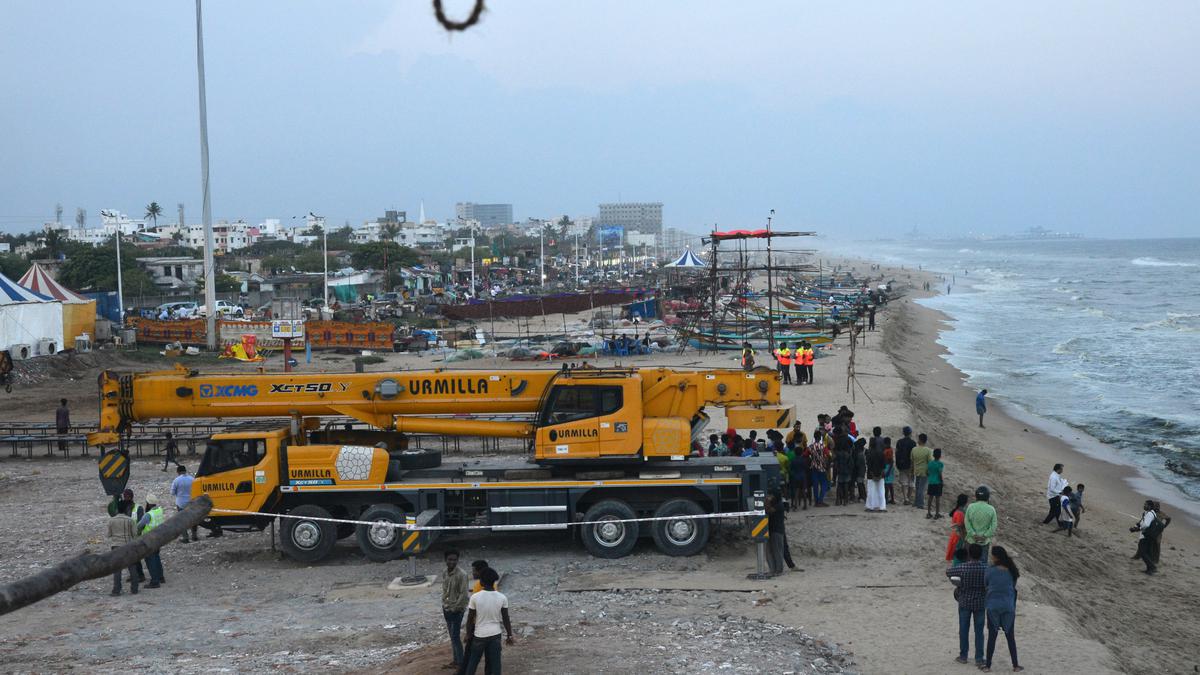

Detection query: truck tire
xmin=396 ymin=450 xmax=441 ymax=470
xmin=650 ymin=499 xmax=709 ymax=557
xmin=357 ymin=504 xmax=406 ymax=562
xmin=581 ymin=500 xmax=639 ymax=559
xmin=279 ymin=505 xmax=337 ymax=563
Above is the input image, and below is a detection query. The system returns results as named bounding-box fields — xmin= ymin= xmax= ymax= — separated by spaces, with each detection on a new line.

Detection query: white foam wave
xmin=958 ymin=248 xmax=977 ymax=253
xmin=1081 ymin=307 xmax=1109 ymax=318
xmin=1131 ymin=257 xmax=1197 ymax=267
xmin=1053 ymin=337 xmax=1088 ymax=355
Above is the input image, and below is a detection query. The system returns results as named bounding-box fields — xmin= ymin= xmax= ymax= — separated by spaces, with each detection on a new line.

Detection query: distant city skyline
xmin=2 ymin=2 xmax=1199 ymax=239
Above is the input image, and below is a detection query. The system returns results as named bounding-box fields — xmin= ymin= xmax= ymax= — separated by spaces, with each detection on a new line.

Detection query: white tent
xmin=0 ymin=271 xmax=64 ymax=358
xmin=666 ymin=247 xmax=706 ymax=268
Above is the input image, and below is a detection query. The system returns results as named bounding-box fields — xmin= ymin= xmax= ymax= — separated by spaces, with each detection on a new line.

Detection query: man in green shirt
xmin=910 ymin=433 xmax=933 ymax=509
xmin=442 ymin=549 xmax=471 ymax=669
xmin=964 ymin=485 xmax=998 ymax=562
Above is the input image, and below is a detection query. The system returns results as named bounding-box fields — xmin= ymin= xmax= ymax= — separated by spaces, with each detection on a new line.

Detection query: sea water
xmin=826 ymin=237 xmax=1200 ymax=502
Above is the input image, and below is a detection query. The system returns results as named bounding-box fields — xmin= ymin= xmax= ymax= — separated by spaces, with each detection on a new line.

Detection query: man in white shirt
xmin=1042 ymin=463 xmax=1069 ymax=526
xmin=463 ymin=567 xmax=514 ymax=675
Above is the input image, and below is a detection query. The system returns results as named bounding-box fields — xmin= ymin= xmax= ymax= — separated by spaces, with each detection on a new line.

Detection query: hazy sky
xmin=2 ymin=1 xmax=1198 ymax=238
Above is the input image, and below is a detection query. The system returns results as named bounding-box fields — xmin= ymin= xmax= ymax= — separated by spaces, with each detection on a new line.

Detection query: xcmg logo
xmin=199 ymin=384 xmax=259 ymax=399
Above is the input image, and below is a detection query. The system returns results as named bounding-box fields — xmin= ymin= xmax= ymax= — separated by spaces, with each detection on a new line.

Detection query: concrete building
xmin=455 ymin=202 xmax=513 ymax=227
xmin=137 ymin=256 xmax=205 ymax=291
xmin=597 ymin=202 xmax=662 ymax=235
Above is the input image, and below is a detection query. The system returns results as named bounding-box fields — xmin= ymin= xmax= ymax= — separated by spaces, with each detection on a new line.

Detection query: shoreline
xmin=883 ymin=273 xmax=1200 ymax=674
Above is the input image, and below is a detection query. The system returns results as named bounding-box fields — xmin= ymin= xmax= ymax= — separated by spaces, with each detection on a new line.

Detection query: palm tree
xmin=380 ymin=223 xmax=401 ymax=243
xmin=145 ymin=202 xmax=163 ymax=228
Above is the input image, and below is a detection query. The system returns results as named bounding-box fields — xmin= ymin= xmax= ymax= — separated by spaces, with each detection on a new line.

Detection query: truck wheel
xmin=280 ymin=505 xmax=337 ymax=563
xmin=650 ymin=499 xmax=709 ymax=557
xmin=396 ymin=450 xmax=441 ymax=470
xmin=357 ymin=504 xmax=406 ymax=562
xmin=581 ymin=500 xmax=639 ymax=559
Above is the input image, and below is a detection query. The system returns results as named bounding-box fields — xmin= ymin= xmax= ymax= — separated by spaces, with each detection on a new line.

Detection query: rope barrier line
xmin=210 ymin=507 xmax=765 ymax=532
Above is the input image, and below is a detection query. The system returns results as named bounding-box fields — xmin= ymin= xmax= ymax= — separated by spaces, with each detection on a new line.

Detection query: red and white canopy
xmin=18 ymin=263 xmax=90 ymax=303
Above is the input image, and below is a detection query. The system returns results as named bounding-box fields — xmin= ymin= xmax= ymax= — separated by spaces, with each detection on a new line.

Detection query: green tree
xmin=144 ymin=202 xmax=163 ymax=228
xmin=56 ymin=238 xmax=157 ymax=294
xmin=195 ymin=273 xmax=241 ymax=293
xmin=43 ymin=228 xmax=66 ymax=259
xmin=327 ymin=225 xmax=354 ymax=250
xmin=350 ymin=241 xmax=420 ymax=271
xmin=0 ymin=253 xmax=28 ymax=280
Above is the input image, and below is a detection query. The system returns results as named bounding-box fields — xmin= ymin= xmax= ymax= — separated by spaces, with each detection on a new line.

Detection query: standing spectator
xmin=911 ymin=434 xmax=933 ymax=510
xmin=764 ymin=493 xmax=790 ymax=575
xmin=135 ymin=493 xmax=166 ymax=588
xmin=868 ymin=305 xmax=876 ymax=331
xmin=785 ymin=421 xmax=807 ymax=449
xmin=162 ymin=432 xmax=179 ymax=472
xmin=441 ymin=549 xmax=470 ymax=670
xmin=469 ymin=559 xmax=501 ymax=594
xmin=946 ymin=494 xmax=970 ymax=562
xmin=833 ymin=430 xmax=853 ymax=506
xmin=464 ymin=567 xmax=514 ymax=675
xmin=55 ymin=398 xmax=70 ymax=454
xmin=740 ymin=342 xmax=755 ymax=371
xmin=109 ymin=488 xmax=146 ymax=583
xmin=791 ymin=442 xmax=810 ymax=510
xmin=926 ymin=448 xmax=945 ymax=519
xmin=851 ymin=437 xmax=867 ymax=502
xmin=808 ymin=431 xmax=830 ymax=507
xmin=864 ymin=435 xmax=886 ymax=512
xmin=946 ymin=543 xmax=986 ymax=666
xmin=976 ymin=389 xmax=988 ymax=428
xmin=707 ymin=434 xmax=723 ymax=457
xmin=983 ymin=547 xmax=1022 ymax=671
xmin=106 ymin=501 xmax=139 ymax=596
xmin=895 ymin=427 xmax=916 ymax=505
xmin=171 ymin=464 xmax=199 ymax=543
xmin=965 ymin=485 xmax=998 ymax=563
xmin=1042 ymin=464 xmax=1069 ymax=526
xmin=882 ymin=437 xmax=896 ymax=504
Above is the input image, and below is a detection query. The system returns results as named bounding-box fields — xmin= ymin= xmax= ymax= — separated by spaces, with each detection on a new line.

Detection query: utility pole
xmin=469 ymin=221 xmax=476 ymax=298
xmin=765 ymin=209 xmax=775 ymax=356
xmin=100 ymin=210 xmax=126 ymax=328
xmin=574 ymin=233 xmax=579 ymax=288
xmin=195 ymin=0 xmax=217 ymax=350
xmin=539 ymin=225 xmax=545 ymax=287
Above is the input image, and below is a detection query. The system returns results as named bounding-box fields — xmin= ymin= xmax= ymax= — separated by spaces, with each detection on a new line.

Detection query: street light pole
xmin=470 ymin=222 xmax=476 ymax=298
xmin=539 ymin=225 xmax=545 ymax=287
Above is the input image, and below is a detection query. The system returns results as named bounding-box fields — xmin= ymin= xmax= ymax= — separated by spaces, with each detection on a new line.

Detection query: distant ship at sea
xmin=987 ymin=226 xmax=1084 ymax=241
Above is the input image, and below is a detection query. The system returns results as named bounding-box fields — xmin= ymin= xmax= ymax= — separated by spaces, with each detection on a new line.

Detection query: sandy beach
xmin=1 ymin=262 xmax=1198 ymax=674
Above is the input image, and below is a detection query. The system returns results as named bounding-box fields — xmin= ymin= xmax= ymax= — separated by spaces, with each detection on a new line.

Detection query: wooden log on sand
xmin=0 ymin=495 xmax=213 ymax=615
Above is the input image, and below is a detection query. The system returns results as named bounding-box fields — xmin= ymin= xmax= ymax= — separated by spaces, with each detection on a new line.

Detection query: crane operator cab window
xmin=197 ymin=438 xmax=264 ymax=477
xmin=539 ymin=385 xmax=623 ymax=426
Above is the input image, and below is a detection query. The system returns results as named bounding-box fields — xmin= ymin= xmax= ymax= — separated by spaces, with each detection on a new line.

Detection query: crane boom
xmin=90 ymin=364 xmax=793 ymax=461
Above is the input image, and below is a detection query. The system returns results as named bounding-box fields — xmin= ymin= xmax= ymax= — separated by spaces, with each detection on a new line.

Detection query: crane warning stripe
xmin=750 ymin=517 xmax=769 ymax=538
xmin=101 ymin=454 xmax=128 ymax=478
xmin=402 ymin=531 xmax=421 ymax=550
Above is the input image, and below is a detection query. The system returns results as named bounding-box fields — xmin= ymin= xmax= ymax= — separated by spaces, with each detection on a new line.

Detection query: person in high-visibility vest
xmin=774 ymin=344 xmax=792 ymax=385
xmin=802 ymin=342 xmax=815 ymax=384
xmin=793 ymin=342 xmax=806 ymax=385
xmin=740 ymin=342 xmax=755 ymax=371
xmin=136 ymin=493 xmax=167 ymax=588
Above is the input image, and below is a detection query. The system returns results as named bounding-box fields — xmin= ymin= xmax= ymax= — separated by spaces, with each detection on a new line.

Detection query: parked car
xmin=155 ymin=301 xmax=198 ymax=318
xmin=197 ymin=300 xmax=245 ymax=318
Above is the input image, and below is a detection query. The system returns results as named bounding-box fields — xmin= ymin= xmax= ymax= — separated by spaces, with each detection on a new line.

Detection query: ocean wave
xmin=958 ymin=248 xmax=977 ymax=253
xmin=1131 ymin=257 xmax=1197 ymax=267
xmin=1053 ymin=337 xmax=1089 ymax=355
xmin=1081 ymin=307 xmax=1110 ymax=318
xmin=1134 ymin=312 xmax=1200 ymax=332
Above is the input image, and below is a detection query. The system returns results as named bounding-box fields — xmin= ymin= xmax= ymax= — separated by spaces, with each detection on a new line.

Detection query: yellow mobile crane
xmin=90 ymin=365 xmax=792 ymax=562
